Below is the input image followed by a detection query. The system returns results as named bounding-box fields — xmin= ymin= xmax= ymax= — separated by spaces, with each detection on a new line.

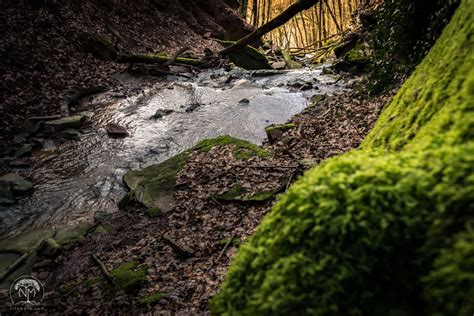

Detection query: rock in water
xmin=106 ymin=123 xmax=129 ymax=138
xmin=0 ymin=173 xmax=34 ymax=204
xmin=14 ymin=144 xmax=32 ymax=159
xmin=61 ymin=129 xmax=82 ymax=140
xmin=185 ymin=103 xmax=201 ymax=113
xmin=43 ymin=116 xmax=85 ymax=133
xmin=150 ymin=109 xmax=174 ymax=119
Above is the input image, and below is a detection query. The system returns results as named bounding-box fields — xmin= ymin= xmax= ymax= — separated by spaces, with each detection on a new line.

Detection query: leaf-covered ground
xmin=0 ymin=87 xmax=393 ymax=314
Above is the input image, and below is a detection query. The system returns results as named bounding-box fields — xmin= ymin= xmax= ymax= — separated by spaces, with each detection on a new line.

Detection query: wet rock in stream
xmin=151 ymin=109 xmax=174 ymax=119
xmin=106 ymin=123 xmax=129 ymax=138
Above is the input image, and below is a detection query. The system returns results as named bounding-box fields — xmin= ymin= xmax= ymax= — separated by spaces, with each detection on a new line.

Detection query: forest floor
xmin=6 ymin=83 xmax=395 ymax=314
xmin=0 ymin=0 xmax=249 ymax=143
xmin=0 ymin=1 xmax=398 ymax=314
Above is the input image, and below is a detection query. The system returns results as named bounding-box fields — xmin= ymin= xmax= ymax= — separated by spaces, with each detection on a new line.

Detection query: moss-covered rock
xmin=122 ymin=136 xmax=269 ymax=212
xmin=211 ymin=2 xmax=474 ymax=315
xmin=110 ymin=261 xmax=147 ymax=292
xmin=36 ymin=238 xmax=59 ymax=258
xmin=219 ymin=40 xmax=272 ymax=70
xmin=119 ymin=54 xmax=204 ymax=67
xmin=265 ymin=123 xmax=296 ymax=143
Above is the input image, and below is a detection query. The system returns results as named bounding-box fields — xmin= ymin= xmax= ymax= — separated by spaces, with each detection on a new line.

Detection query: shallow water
xmin=0 ymin=67 xmax=343 ymax=236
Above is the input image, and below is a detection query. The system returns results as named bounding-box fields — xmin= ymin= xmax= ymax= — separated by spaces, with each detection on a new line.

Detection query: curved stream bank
xmin=0 ymin=67 xmax=344 ymax=237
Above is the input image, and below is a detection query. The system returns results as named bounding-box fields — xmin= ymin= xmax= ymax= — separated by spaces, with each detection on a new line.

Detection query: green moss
xmin=122 ymin=136 xmax=268 ymax=213
xmin=146 ymin=207 xmax=162 ymax=218
xmin=138 ymin=292 xmax=165 ymax=305
xmin=218 ymin=40 xmax=272 ymax=70
xmin=264 ymin=123 xmax=296 ymax=134
xmin=55 ymin=222 xmax=93 ymax=246
xmin=123 ymin=150 xmax=191 ymax=212
xmin=119 ymin=54 xmax=204 ymax=67
xmin=59 ymin=280 xmax=76 ymax=294
xmin=220 ymin=238 xmax=242 ymax=248
xmin=194 ymin=135 xmax=269 ymax=159
xmin=211 ymin=2 xmax=474 ymax=315
xmin=110 ymin=261 xmax=147 ymax=292
xmin=84 ymin=277 xmax=101 ymax=288
xmin=345 ymin=43 xmax=370 ymax=64
xmin=215 ymin=185 xmax=245 ymax=201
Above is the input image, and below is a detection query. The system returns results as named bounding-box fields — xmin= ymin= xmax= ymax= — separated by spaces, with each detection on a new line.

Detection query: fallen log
xmin=0 ymin=253 xmax=29 ymax=282
xmin=119 ymin=54 xmax=205 ymax=67
xmin=220 ymin=0 xmax=321 ymax=56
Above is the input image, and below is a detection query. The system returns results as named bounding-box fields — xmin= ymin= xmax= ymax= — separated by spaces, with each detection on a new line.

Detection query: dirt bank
xmin=0 ymin=0 xmax=252 ymax=137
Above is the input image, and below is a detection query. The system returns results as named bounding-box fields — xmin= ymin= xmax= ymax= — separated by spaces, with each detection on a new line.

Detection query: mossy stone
xmin=110 ymin=261 xmax=147 ymax=292
xmin=122 ymin=136 xmax=269 ymax=213
xmin=219 ymin=40 xmax=272 ymax=70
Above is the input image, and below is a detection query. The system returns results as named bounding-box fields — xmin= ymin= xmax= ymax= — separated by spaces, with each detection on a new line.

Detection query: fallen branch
xmin=163 ymin=47 xmax=190 ymax=67
xmin=161 ymin=233 xmax=195 ymax=258
xmin=234 ymin=163 xmax=299 ymax=169
xmin=91 ymin=254 xmax=115 ymax=285
xmin=0 ymin=253 xmax=29 ymax=282
xmin=220 ymin=0 xmax=321 ymax=56
xmin=206 ymin=232 xmax=237 ymax=273
xmin=119 ymin=54 xmax=205 ymax=67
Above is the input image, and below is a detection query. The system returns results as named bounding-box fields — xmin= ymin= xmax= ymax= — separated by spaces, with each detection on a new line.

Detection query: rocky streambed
xmin=0 ymin=66 xmax=344 ymax=247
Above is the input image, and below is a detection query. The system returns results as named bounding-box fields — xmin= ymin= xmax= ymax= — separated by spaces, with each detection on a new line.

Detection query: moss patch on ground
xmin=211 ymin=1 xmax=474 ymax=315
xmin=138 ymin=292 xmax=165 ymax=305
xmin=123 ymin=136 xmax=269 ymax=212
xmin=110 ymin=261 xmax=147 ymax=292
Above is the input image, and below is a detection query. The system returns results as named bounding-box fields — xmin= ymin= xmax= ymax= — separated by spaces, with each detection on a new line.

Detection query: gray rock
xmin=14 ymin=144 xmax=33 ymax=158
xmin=0 ymin=182 xmax=15 ymax=205
xmin=61 ymin=129 xmax=82 ymax=140
xmin=151 ymin=109 xmax=174 ymax=119
xmin=185 ymin=103 xmax=200 ymax=113
xmin=106 ymin=123 xmax=129 ymax=138
xmin=0 ymin=173 xmax=34 ymax=196
xmin=44 ymin=116 xmax=84 ymax=133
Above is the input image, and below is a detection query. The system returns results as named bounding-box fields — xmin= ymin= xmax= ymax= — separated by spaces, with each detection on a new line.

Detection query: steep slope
xmin=211 ymin=0 xmax=474 ymax=315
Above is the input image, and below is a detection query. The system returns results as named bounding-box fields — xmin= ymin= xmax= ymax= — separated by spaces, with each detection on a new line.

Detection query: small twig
xmin=234 ymin=164 xmax=299 ymax=169
xmin=286 ymin=172 xmax=295 ymax=191
xmin=0 ymin=253 xmax=29 ymax=282
xmin=206 ymin=232 xmax=237 ymax=273
xmin=161 ymin=233 xmax=195 ymax=258
xmin=91 ymin=254 xmax=115 ymax=285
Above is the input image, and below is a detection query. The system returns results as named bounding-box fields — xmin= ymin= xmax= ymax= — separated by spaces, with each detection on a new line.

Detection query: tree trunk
xmin=220 ymin=0 xmax=321 ymax=56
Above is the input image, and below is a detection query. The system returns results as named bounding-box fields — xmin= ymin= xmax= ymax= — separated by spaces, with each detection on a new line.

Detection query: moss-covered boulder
xmin=122 ymin=136 xmax=269 ymax=213
xmin=211 ymin=2 xmax=474 ymax=315
xmin=219 ymin=40 xmax=272 ymax=70
xmin=110 ymin=261 xmax=147 ymax=292
xmin=265 ymin=123 xmax=296 ymax=144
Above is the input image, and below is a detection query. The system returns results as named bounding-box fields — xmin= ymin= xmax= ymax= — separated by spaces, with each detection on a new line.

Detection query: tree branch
xmin=220 ymin=0 xmax=321 ymax=56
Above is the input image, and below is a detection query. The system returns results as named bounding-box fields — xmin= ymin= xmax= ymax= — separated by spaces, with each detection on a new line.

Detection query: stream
xmin=0 ymin=66 xmax=344 ymax=237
